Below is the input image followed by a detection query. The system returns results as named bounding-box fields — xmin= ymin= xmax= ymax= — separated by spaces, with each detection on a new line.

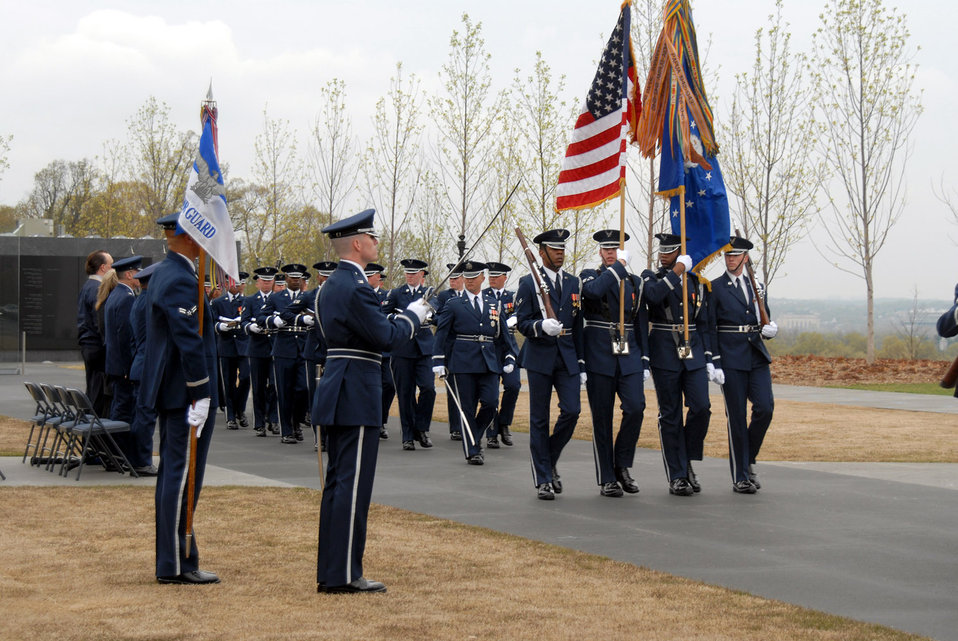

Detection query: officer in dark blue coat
xmin=313 ymin=208 xmax=431 ymax=594
xmin=642 ymin=233 xmax=712 ymax=496
xmin=77 ymin=249 xmax=113 ymax=416
xmin=936 ymin=284 xmax=958 ymax=398
xmin=434 ymin=264 xmax=466 ymax=440
xmin=514 ymin=229 xmax=584 ymax=500
xmin=383 ymin=258 xmax=436 ymax=450
xmin=432 ymin=261 xmax=517 ymax=464
xmin=141 ymin=213 xmax=219 ymax=584
xmin=211 ymin=271 xmax=250 ymax=430
xmin=579 ymin=230 xmax=650 ymax=498
xmin=482 ymin=262 xmax=520 ymax=448
xmin=364 ymin=263 xmax=393 ymax=440
xmin=259 ymin=263 xmax=310 ymax=444
xmin=242 ymin=267 xmax=280 ymax=436
xmin=127 ymin=262 xmax=159 ymax=476
xmin=104 ymin=255 xmax=142 ymax=463
xmin=709 ymin=236 xmax=778 ymax=493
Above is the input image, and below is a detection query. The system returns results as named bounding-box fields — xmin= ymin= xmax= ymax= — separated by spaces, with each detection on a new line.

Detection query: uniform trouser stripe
xmin=346 ymin=427 xmax=364 ymax=584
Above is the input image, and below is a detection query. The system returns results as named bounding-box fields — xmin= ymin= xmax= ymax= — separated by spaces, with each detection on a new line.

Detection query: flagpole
xmin=678 ymin=185 xmax=691 ymax=357
xmin=617 ymin=187 xmax=627 ymax=354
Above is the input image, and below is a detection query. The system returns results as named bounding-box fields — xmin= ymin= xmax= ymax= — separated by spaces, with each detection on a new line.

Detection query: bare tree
xmin=431 ymin=13 xmax=502 ymax=258
xmin=724 ymin=0 xmax=821 ymax=289
xmin=932 ymin=176 xmax=958 ymax=230
xmin=810 ymin=0 xmax=923 ymax=363
xmin=0 ymin=134 xmax=11 ymax=186
xmin=362 ymin=63 xmax=425 ymax=279
xmin=251 ymin=106 xmax=302 ymax=266
xmin=307 ymin=78 xmax=356 ymax=231
xmin=895 ymin=285 xmax=929 ymax=360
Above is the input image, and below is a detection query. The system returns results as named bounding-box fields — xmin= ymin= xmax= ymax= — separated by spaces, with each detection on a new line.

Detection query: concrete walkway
xmin=2 ymin=362 xmax=957 ymax=640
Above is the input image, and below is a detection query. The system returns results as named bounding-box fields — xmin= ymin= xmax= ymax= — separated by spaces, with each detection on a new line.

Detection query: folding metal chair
xmin=35 ymin=383 xmax=73 ymax=471
xmin=64 ymin=388 xmax=138 ymax=481
xmin=22 ymin=381 xmax=54 ymax=465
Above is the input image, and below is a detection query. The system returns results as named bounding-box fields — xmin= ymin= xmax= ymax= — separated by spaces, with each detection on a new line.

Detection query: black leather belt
xmin=326 ymin=348 xmax=382 ymax=364
xmin=456 ymin=334 xmax=495 ymax=343
xmin=717 ymin=324 xmax=759 ymax=333
xmin=651 ymin=323 xmax=696 ymax=332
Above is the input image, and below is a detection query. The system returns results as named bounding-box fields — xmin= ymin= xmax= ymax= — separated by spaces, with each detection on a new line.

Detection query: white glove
xmin=676 ymin=255 xmax=693 ymax=272
xmin=580 ymin=372 xmax=588 ymax=385
xmin=249 ymin=323 xmax=263 ymax=334
xmin=216 ymin=322 xmax=230 ymax=332
xmin=616 ymin=249 xmax=630 ymax=265
xmin=506 ymin=315 xmax=518 ymax=328
xmin=432 ymin=365 xmax=447 ymax=378
xmin=761 ymin=321 xmax=778 ymax=339
xmin=707 ymin=364 xmax=725 ymax=385
xmin=542 ymin=318 xmax=563 ymax=336
xmin=187 ymin=397 xmax=211 ymax=436
xmin=302 ymin=315 xmax=315 ymax=326
xmin=503 ymin=363 xmax=515 ymax=374
xmin=406 ymin=299 xmax=431 ymax=324
xmin=272 ymin=316 xmax=287 ymax=329
xmin=643 ymin=369 xmax=651 ymax=383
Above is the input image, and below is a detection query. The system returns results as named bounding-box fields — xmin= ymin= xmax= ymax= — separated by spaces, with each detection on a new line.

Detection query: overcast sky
xmin=1 ymin=0 xmax=955 ymax=301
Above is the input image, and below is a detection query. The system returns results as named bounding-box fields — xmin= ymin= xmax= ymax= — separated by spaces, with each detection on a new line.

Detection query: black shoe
xmin=402 ymin=441 xmax=415 ymax=451
xmin=669 ymin=478 xmax=694 ymax=496
xmin=294 ymin=427 xmax=304 ymax=442
xmin=615 ymin=467 xmax=639 ymax=494
xmin=323 ymin=577 xmax=387 ymax=594
xmin=281 ymin=435 xmax=298 ymax=444
xmin=415 ymin=430 xmax=433 ymax=448
xmin=321 ymin=441 xmax=327 ymax=452
xmin=226 ymin=420 xmax=238 ymax=430
xmin=500 ymin=426 xmax=513 ymax=446
xmin=748 ymin=464 xmax=761 ymax=489
xmin=688 ymin=462 xmax=701 ymax=493
xmin=268 ymin=422 xmax=279 ymax=434
xmin=132 ymin=464 xmax=159 ymax=477
xmin=733 ymin=480 xmax=757 ymax=494
xmin=551 ymin=466 xmax=563 ymax=494
xmin=157 ymin=569 xmax=220 ymax=585
xmin=537 ymin=483 xmax=555 ymax=500
xmin=467 ymin=453 xmax=484 ymax=466
xmin=379 ymin=427 xmax=389 ymax=440
xmin=450 ymin=431 xmax=462 ymax=441
xmin=238 ymin=413 xmax=249 ymax=428
xmin=254 ymin=427 xmax=267 ymax=437
xmin=600 ymin=481 xmax=624 ymax=497
xmin=487 ymin=436 xmax=500 ymax=449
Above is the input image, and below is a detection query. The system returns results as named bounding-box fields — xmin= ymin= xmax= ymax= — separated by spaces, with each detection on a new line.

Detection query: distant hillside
xmin=773 ymin=298 xmax=952 ymax=334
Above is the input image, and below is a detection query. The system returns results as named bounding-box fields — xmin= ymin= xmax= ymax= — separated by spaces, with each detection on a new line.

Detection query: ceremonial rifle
xmin=515 ymin=226 xmax=557 ymax=320
xmin=735 ymin=228 xmax=770 ymax=327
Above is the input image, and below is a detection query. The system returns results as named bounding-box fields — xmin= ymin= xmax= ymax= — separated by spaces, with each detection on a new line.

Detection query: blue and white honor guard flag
xmin=178 ymin=118 xmax=239 ymax=281
xmin=658 ymin=108 xmax=730 ymax=272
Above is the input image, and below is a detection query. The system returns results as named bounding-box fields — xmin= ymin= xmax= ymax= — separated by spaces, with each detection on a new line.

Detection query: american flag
xmin=555 ymin=1 xmax=640 ymax=212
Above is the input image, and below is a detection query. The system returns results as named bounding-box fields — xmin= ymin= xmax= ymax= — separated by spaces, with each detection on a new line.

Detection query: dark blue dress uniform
xmin=937 ymin=283 xmax=958 ymax=398
xmin=259 ymin=267 xmax=309 ymax=443
xmin=128 ymin=262 xmax=159 ymax=470
xmin=241 ymin=268 xmax=279 ymax=434
xmin=383 ymin=264 xmax=436 ymax=447
xmin=709 ymin=240 xmax=774 ymax=488
xmin=77 ymin=273 xmax=109 ymax=415
xmin=140 ymin=249 xmax=218 ymax=579
xmin=432 ymin=266 xmax=517 ymax=462
xmin=483 ymin=270 xmax=520 ymax=445
xmin=642 ymin=251 xmax=713 ymax=492
xmin=434 ymin=276 xmax=464 ymax=438
xmin=514 ymin=233 xmax=584 ymax=492
xmin=579 ymin=252 xmax=649 ymax=493
xmin=283 ymin=276 xmax=331 ymax=448
xmin=211 ymin=279 xmax=250 ymax=429
xmin=104 ymin=272 xmax=139 ymax=425
xmin=313 ymin=209 xmax=425 ymax=591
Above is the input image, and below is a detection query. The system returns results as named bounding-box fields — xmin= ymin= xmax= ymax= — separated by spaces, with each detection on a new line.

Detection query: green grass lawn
xmin=832 ymin=382 xmax=956 ymax=396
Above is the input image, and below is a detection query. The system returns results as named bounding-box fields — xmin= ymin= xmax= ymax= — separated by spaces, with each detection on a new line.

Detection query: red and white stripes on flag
xmin=555 ymin=1 xmax=640 ymax=212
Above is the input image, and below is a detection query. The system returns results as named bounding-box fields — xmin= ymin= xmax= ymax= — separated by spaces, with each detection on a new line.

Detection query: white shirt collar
xmin=340 ymin=259 xmax=369 ymax=284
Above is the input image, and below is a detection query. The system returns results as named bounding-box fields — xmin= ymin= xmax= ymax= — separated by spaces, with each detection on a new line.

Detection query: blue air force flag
xmin=658 ymin=111 xmax=730 ymax=272
xmin=178 ymin=118 xmax=239 ymax=280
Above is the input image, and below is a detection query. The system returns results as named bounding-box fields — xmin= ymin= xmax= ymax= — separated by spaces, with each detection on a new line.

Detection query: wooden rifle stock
xmin=734 ymin=229 xmax=770 ymax=327
xmin=515 ymin=227 xmax=557 ymax=320
xmin=941 ymin=353 xmax=958 ymax=389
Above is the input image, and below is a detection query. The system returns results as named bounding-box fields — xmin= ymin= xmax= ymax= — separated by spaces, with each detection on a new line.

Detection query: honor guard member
xmin=579 ymin=231 xmax=650 ymax=497
xmin=313 ymin=208 xmax=431 ymax=594
xmin=260 ymin=264 xmax=310 ymax=444
xmin=212 ymin=271 xmax=251 ymax=430
xmin=514 ymin=229 xmax=584 ymax=500
xmin=129 ymin=262 xmax=159 ymax=475
xmin=77 ymin=249 xmax=113 ymax=415
xmin=483 ymin=262 xmax=520 ymax=448
xmin=384 ymin=258 xmax=436 ymax=450
xmin=938 ymin=284 xmax=958 ymax=397
xmin=432 ymin=261 xmax=517 ymax=464
xmin=434 ymin=264 xmax=466 ymax=440
xmin=364 ymin=263 xmax=393 ymax=440
xmin=143 ymin=213 xmax=220 ymax=584
xmin=242 ymin=267 xmax=280 ymax=436
xmin=104 ymin=255 xmax=142 ymax=427
xmin=709 ymin=236 xmax=777 ymax=493
xmin=641 ymin=233 xmax=712 ymax=495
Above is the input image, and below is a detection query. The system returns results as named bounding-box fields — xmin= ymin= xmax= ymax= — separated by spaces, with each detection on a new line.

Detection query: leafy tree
xmin=307 ymin=78 xmax=357 ymax=231
xmin=0 ymin=133 xmax=11 ymax=186
xmin=810 ymin=0 xmax=922 ymax=363
xmin=251 ymin=106 xmax=302 ymax=266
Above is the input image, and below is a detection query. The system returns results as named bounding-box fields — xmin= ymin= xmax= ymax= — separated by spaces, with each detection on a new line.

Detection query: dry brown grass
xmin=428 ymin=391 xmax=958 ymax=463
xmin=0 ymin=486 xmax=926 ymax=641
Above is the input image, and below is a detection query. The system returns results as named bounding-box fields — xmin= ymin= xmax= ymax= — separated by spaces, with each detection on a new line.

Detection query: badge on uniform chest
xmin=488 ymin=307 xmax=499 ymax=328
xmin=571 ymin=292 xmax=580 ymax=311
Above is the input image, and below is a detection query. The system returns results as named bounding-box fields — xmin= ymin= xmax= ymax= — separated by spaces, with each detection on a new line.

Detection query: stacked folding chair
xmin=61 ymin=388 xmax=138 ymax=481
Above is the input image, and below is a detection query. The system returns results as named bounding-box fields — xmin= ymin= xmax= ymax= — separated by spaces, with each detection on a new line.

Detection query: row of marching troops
xmin=204 ymin=226 xmax=778 ymax=500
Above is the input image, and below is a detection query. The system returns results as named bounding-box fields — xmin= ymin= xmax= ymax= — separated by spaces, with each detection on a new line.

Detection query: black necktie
xmin=737 ymin=277 xmax=747 ymax=303
xmin=554 ymin=274 xmax=561 ymax=297
xmin=473 ymin=296 xmax=480 ymax=314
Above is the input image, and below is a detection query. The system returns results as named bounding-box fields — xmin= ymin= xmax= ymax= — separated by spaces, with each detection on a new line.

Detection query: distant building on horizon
xmin=777 ymin=313 xmax=821 ymax=333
